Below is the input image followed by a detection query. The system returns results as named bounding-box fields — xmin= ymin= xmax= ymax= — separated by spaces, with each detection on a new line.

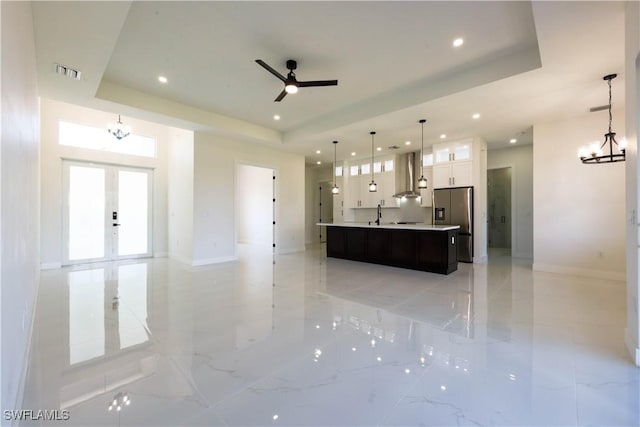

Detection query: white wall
xmin=533 ymin=108 xmax=626 ymax=279
xmin=624 ymin=0 xmax=640 ymax=365
xmin=488 ymin=145 xmax=534 ymax=259
xmin=192 ymin=132 xmax=305 ymax=264
xmin=237 ymin=164 xmax=273 ymax=246
xmin=1 ymin=0 xmax=40 ymax=412
xmin=168 ymin=127 xmax=194 ymax=265
xmin=39 ymin=99 xmax=170 ymax=267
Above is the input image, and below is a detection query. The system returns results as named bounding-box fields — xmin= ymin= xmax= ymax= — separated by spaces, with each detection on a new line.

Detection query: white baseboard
xmin=625 ymin=328 xmax=640 ymax=366
xmin=154 ymin=252 xmax=168 ymax=258
xmin=40 ymin=262 xmax=61 ymax=270
xmin=532 ymin=263 xmax=625 ymax=281
xmin=192 ymin=256 xmax=237 ymax=266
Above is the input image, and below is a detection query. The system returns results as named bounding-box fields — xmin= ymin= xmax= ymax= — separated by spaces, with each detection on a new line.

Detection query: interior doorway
xmin=62 ymin=160 xmax=152 ymax=265
xmin=316 ymin=181 xmax=334 ymax=243
xmin=236 ymin=164 xmax=275 ymax=255
xmin=487 ymin=167 xmax=512 ymax=254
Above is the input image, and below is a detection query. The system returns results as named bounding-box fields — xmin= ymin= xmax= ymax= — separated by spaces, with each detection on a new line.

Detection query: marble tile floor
xmin=20 ymin=244 xmax=638 ymax=426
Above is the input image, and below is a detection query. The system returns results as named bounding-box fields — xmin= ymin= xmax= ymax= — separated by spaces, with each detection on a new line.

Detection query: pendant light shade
xmin=331 ymin=140 xmax=340 ymax=195
xmin=368 ymin=131 xmax=377 ymax=192
xmin=418 ymin=119 xmax=428 ymax=189
xmin=579 ymin=74 xmax=625 ymax=164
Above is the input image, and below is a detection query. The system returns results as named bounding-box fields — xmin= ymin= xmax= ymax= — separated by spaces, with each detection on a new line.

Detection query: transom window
xmin=59 ymin=120 xmax=156 ymax=158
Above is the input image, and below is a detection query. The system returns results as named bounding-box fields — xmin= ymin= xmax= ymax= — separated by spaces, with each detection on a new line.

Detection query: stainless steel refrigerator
xmin=433 ymin=187 xmax=473 ymax=263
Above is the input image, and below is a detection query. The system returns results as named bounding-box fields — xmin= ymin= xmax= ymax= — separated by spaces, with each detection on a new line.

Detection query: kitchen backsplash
xmin=351 ymin=198 xmax=432 ymax=224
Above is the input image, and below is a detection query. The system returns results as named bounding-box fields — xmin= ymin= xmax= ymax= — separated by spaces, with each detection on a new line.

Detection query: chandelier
xmin=107 ymin=114 xmax=131 ymax=140
xmin=579 ymin=74 xmax=626 ymax=164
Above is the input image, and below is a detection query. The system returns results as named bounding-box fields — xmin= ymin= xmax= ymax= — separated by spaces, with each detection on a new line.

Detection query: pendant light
xmin=368 ymin=131 xmax=377 ymax=192
xmin=331 ymin=140 xmax=340 ymax=195
xmin=418 ymin=119 xmax=428 ymax=189
xmin=579 ymin=74 xmax=626 ymax=164
xmin=107 ymin=114 xmax=131 ymax=140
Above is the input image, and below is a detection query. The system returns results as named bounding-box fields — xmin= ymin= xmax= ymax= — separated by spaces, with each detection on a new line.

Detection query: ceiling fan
xmin=255 ymin=59 xmax=338 ymax=102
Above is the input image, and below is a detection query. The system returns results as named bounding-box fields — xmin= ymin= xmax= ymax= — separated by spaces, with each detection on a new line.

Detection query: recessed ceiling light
xmin=510 ymin=138 xmax=517 ymax=144
xmin=316 ymin=161 xmax=321 ymax=165
xmin=440 ymin=134 xmax=447 ymax=139
xmin=315 ymin=150 xmax=321 ymax=154
xmin=376 ymin=147 xmax=382 ymax=152
xmin=273 ymin=115 xmax=280 ymax=120
xmin=351 ymin=152 xmax=356 ymax=156
xmin=472 ymin=113 xmax=481 ymax=119
xmin=405 ymin=141 xmax=411 ymax=145
xmin=453 ymin=38 xmax=464 ymax=47
xmin=158 ymin=76 xmax=168 ymax=84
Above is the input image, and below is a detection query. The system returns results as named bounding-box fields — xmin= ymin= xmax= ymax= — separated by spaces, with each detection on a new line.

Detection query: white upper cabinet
xmin=432 ymin=138 xmax=477 ymax=188
xmin=345 ymin=155 xmax=397 ymax=209
xmin=434 ymin=138 xmax=473 ymax=163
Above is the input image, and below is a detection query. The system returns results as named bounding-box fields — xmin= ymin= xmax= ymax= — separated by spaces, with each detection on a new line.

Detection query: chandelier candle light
xmin=108 ymin=114 xmax=131 ymax=140
xmin=368 ymin=132 xmax=377 ymax=192
xmin=332 ymin=140 xmax=340 ymax=195
xmin=579 ymin=74 xmax=626 ymax=164
xmin=418 ymin=119 xmax=428 ymax=189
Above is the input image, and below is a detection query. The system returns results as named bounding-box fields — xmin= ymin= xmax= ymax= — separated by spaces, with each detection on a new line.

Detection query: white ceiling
xmin=31 ymin=1 xmax=626 ymax=165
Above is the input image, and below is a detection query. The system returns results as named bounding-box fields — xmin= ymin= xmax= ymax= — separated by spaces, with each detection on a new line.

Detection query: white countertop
xmin=316 ymin=222 xmax=460 ymax=231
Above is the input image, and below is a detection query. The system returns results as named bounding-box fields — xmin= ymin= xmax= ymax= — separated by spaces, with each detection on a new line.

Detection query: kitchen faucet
xmin=375 ymin=204 xmax=382 ymax=225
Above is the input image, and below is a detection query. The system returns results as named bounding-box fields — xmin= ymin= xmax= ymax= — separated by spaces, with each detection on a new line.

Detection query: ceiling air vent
xmin=387 ymin=145 xmax=400 ymax=150
xmin=54 ymin=63 xmax=81 ymax=80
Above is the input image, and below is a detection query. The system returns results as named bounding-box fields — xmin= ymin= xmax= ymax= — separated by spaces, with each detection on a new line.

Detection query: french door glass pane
xmin=68 ymin=165 xmax=105 ymax=260
xmin=118 ymin=170 xmax=148 ymax=256
xmin=69 ymin=269 xmax=105 ymax=365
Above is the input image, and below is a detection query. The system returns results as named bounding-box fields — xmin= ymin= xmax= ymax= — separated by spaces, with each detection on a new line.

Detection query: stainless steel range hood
xmin=393 ymin=152 xmax=422 ymax=199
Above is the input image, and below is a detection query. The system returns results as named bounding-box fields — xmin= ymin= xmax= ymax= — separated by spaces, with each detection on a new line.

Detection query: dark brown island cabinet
xmin=320 ymin=224 xmax=460 ymax=275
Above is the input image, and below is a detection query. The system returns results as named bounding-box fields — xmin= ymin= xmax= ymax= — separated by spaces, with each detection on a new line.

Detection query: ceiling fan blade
xmin=274 ymin=89 xmax=287 ymax=102
xmin=255 ymin=59 xmax=287 ymax=82
xmin=298 ymin=80 xmax=338 ymax=87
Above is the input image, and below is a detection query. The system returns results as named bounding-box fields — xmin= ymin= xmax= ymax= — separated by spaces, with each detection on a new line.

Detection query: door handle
xmin=113 ymin=223 xmax=121 ymax=227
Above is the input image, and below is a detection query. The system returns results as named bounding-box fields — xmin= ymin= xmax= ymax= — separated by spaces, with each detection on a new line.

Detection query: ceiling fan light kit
xmin=255 ymin=59 xmax=338 ymax=102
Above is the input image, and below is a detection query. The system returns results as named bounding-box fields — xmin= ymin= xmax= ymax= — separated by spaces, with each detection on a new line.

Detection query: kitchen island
xmin=317 ymin=223 xmax=460 ymax=274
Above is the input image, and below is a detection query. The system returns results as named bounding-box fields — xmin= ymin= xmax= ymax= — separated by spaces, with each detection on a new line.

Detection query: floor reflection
xmin=21 ymin=246 xmax=639 ymax=426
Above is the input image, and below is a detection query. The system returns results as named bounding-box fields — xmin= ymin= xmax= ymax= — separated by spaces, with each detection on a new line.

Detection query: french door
xmin=62 ymin=161 xmax=152 ymax=265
